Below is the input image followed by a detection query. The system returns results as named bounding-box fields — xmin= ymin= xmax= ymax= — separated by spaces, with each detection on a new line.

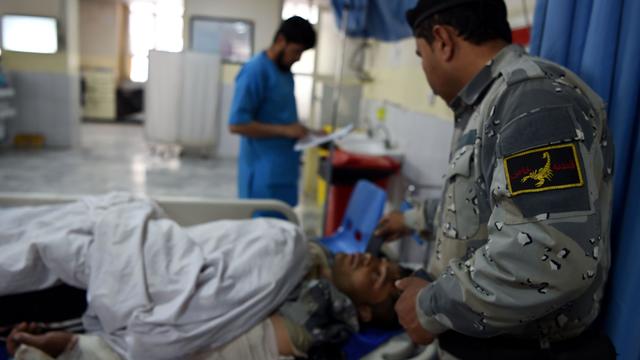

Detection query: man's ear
xmin=432 ymin=25 xmax=455 ymax=62
xmin=357 ymin=304 xmax=373 ymax=323
xmin=274 ymin=34 xmax=287 ymax=48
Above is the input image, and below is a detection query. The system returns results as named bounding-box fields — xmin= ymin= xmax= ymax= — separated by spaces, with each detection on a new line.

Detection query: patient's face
xmin=332 ymin=253 xmax=402 ymax=305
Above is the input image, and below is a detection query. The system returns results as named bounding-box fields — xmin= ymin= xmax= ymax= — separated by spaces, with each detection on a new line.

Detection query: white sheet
xmin=0 ymin=192 xmax=308 ymax=359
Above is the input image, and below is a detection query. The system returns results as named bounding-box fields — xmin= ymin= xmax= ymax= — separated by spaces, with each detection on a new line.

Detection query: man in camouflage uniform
xmin=375 ymin=0 xmax=616 ymax=358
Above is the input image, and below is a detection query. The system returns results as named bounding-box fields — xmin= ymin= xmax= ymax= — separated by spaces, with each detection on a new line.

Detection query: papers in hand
xmin=294 ymin=124 xmax=354 ymax=151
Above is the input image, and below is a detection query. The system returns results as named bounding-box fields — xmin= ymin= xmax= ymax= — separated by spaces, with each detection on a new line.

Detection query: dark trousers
xmin=438 ymin=329 xmax=616 ymax=360
xmin=0 ymin=285 xmax=87 ymax=326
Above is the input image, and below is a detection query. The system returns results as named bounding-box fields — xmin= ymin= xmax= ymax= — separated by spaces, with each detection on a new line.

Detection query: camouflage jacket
xmin=404 ymin=45 xmax=614 ymax=343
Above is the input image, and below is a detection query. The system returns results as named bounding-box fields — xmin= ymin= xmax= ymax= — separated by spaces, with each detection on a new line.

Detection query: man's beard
xmin=275 ymin=49 xmax=292 ymax=72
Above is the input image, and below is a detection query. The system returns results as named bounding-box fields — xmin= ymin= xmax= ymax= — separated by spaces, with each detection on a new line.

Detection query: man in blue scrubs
xmin=229 ymin=16 xmax=316 ymax=210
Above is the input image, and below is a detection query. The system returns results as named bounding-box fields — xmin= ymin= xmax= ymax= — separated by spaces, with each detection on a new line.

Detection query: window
xmin=282 ymin=0 xmax=319 ymax=75
xmin=190 ymin=18 xmax=254 ymax=63
xmin=281 ymin=2 xmax=319 ymax=25
xmin=129 ymin=0 xmax=184 ymax=83
xmin=1 ymin=15 xmax=58 ymax=54
xmin=282 ymin=1 xmax=319 ymax=122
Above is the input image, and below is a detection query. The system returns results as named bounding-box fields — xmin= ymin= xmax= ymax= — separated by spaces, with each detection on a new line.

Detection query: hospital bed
xmin=0 ymin=192 xmax=299 ymax=226
xmin=0 ymin=192 xmax=434 ymax=360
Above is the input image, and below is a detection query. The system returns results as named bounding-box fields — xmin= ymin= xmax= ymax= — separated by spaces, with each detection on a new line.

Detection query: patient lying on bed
xmin=271 ymin=241 xmax=411 ymax=358
xmin=1 ymin=193 xmax=409 ymax=359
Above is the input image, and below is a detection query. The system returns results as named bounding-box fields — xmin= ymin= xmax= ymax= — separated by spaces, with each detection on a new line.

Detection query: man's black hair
xmin=274 ymin=16 xmax=317 ymax=50
xmin=407 ymin=0 xmax=512 ymax=45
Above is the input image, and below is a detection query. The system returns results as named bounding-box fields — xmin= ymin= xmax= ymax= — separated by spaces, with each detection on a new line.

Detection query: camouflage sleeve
xmin=415 ymin=81 xmax=613 ymax=338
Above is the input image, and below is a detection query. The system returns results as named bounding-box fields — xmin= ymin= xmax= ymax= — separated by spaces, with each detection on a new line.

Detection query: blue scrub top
xmin=229 ymin=52 xmax=300 ymax=206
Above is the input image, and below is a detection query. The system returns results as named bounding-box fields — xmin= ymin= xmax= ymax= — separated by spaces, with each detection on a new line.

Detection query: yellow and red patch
xmin=504 ymin=143 xmax=584 ymax=196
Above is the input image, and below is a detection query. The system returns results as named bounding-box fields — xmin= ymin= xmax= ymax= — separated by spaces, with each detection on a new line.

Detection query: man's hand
xmin=283 ymin=123 xmax=309 ymax=139
xmin=395 ymin=277 xmax=435 ymax=345
xmin=6 ymin=322 xmax=75 ymax=358
xmin=7 ymin=322 xmax=37 ymax=355
xmin=310 ymin=128 xmax=328 ymax=136
xmin=374 ymin=211 xmax=412 ymax=241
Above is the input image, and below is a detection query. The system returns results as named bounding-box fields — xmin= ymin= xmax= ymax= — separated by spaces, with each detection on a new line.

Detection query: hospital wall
xmin=77 ymin=0 xmax=126 ymax=120
xmin=184 ymin=0 xmax=283 ymax=86
xmin=362 ymin=39 xmax=453 ymax=119
xmin=0 ymin=0 xmax=79 ymax=74
xmin=0 ymin=0 xmax=81 ymax=148
xmin=78 ymin=0 xmax=123 ymax=76
xmin=359 ymin=0 xmax=535 ymax=117
xmin=358 ymin=37 xmax=455 ymax=199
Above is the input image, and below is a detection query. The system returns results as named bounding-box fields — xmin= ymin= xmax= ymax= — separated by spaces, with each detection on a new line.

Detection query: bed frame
xmin=0 ymin=192 xmax=299 ymax=226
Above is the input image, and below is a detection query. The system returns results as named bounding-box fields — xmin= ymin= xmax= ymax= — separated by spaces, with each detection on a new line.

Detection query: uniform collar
xmin=449 ymin=44 xmax=525 ymax=114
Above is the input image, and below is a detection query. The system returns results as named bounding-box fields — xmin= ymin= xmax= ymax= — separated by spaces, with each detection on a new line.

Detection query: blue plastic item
xmin=0 ymin=65 xmax=8 ymax=88
xmin=320 ymin=180 xmax=386 ymax=254
xmin=0 ymin=343 xmax=8 ymax=360
xmin=343 ymin=326 xmax=404 ymax=360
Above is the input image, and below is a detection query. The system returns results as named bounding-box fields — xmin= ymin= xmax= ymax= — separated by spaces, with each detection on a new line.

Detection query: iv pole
xmin=321 ymin=2 xmax=351 ymax=235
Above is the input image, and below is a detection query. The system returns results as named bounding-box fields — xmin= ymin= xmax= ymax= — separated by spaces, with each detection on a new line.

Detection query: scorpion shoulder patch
xmin=504 ymin=143 xmax=584 ymax=196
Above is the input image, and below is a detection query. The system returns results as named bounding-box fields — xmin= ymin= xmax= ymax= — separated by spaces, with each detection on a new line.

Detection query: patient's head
xmin=331 ymin=253 xmax=412 ymax=328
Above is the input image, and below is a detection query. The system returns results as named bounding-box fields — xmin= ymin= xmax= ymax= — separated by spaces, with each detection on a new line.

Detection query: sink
xmin=336 ymin=133 xmax=404 ymax=161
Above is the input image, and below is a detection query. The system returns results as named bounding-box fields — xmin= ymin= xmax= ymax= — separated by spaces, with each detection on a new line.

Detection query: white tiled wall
xmin=361 ymin=99 xmax=453 ymax=200
xmin=8 ymin=71 xmax=81 ymax=147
